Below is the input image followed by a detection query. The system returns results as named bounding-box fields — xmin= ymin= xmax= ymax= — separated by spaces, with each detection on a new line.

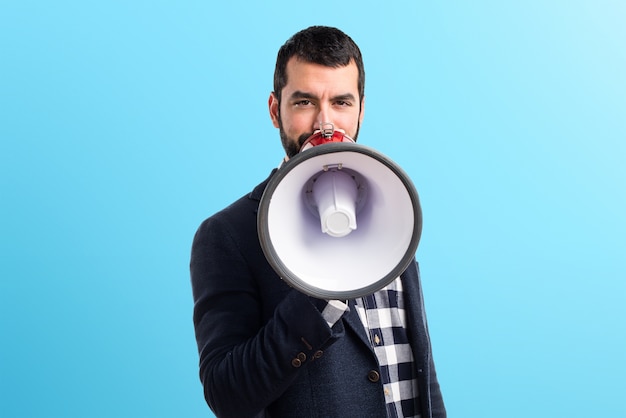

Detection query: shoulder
xmin=196 ymin=168 xmax=277 ymax=235
xmin=401 ymin=259 xmax=421 ymax=281
xmin=192 ymin=169 xmax=277 ymax=257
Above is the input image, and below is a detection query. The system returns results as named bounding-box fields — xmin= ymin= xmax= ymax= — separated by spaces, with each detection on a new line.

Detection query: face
xmin=269 ymin=57 xmax=365 ymax=158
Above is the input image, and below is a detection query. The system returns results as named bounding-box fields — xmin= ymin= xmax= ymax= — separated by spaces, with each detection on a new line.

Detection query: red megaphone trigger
xmin=299 ymin=128 xmax=355 ymax=153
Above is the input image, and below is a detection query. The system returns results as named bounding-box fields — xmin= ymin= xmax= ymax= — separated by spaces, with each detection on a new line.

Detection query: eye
xmin=334 ymin=100 xmax=352 ymax=107
xmin=294 ymin=100 xmax=313 ymax=107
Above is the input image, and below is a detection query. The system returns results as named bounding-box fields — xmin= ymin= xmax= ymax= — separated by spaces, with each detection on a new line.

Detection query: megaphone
xmin=258 ymin=132 xmax=422 ymax=300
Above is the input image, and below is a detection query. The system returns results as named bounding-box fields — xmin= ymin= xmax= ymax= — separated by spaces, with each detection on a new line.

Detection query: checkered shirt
xmin=355 ymin=278 xmax=420 ymax=418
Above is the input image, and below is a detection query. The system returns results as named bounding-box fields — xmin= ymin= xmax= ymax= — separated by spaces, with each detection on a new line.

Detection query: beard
xmin=280 ymin=129 xmax=314 ymax=159
xmin=278 ymin=117 xmax=361 ymax=159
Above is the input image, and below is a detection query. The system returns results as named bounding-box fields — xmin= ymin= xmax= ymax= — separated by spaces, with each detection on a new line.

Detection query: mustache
xmin=297 ymin=132 xmax=315 ymax=148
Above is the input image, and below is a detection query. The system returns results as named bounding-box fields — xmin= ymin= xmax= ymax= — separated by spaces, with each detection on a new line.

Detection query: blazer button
xmin=313 ymin=350 xmax=323 ymax=359
xmin=292 ymin=352 xmax=306 ymax=368
xmin=367 ymin=370 xmax=380 ymax=383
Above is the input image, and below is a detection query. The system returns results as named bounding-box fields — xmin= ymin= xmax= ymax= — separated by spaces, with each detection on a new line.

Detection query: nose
xmin=315 ymin=105 xmax=332 ymax=132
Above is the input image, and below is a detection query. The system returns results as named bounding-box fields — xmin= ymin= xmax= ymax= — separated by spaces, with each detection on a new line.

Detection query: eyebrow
xmin=288 ymin=91 xmax=357 ymax=102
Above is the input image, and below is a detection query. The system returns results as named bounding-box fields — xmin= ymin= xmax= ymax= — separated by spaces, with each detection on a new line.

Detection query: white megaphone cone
xmin=258 ymin=130 xmax=422 ymax=300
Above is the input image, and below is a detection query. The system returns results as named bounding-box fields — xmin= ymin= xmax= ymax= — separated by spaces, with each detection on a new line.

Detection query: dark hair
xmin=273 ymin=26 xmax=365 ymax=103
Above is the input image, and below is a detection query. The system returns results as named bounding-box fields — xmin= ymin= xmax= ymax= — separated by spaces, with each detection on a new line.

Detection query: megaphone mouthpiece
xmin=310 ymin=169 xmax=359 ymax=238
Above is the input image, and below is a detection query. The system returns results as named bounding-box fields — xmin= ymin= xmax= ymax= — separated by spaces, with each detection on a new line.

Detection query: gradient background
xmin=1 ymin=1 xmax=624 ymax=417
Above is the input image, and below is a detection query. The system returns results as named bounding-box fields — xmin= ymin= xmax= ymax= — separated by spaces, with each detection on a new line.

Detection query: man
xmin=191 ymin=26 xmax=446 ymax=417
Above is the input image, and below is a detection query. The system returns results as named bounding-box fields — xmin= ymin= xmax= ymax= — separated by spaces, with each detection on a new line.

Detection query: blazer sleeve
xmin=428 ymin=352 xmax=446 ymax=417
xmin=404 ymin=261 xmax=447 ymax=417
xmin=190 ymin=212 xmax=345 ymax=417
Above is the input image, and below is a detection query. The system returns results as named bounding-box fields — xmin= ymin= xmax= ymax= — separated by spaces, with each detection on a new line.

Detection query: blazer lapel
xmin=342 ymin=299 xmax=371 ymax=348
xmin=401 ymin=261 xmax=430 ymax=366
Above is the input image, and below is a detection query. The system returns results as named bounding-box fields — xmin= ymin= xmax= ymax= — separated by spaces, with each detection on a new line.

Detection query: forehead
xmin=283 ymin=57 xmax=360 ymax=96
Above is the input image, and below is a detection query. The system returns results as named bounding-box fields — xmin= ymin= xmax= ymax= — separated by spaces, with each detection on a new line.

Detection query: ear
xmin=269 ymin=92 xmax=280 ymax=128
xmin=359 ymin=95 xmax=365 ymax=125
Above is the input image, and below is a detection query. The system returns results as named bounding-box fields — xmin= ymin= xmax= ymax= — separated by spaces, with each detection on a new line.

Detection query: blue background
xmin=1 ymin=1 xmax=624 ymax=417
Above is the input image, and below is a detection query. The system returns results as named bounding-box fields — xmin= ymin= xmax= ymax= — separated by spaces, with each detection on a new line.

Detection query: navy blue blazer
xmin=191 ymin=169 xmax=446 ymax=417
